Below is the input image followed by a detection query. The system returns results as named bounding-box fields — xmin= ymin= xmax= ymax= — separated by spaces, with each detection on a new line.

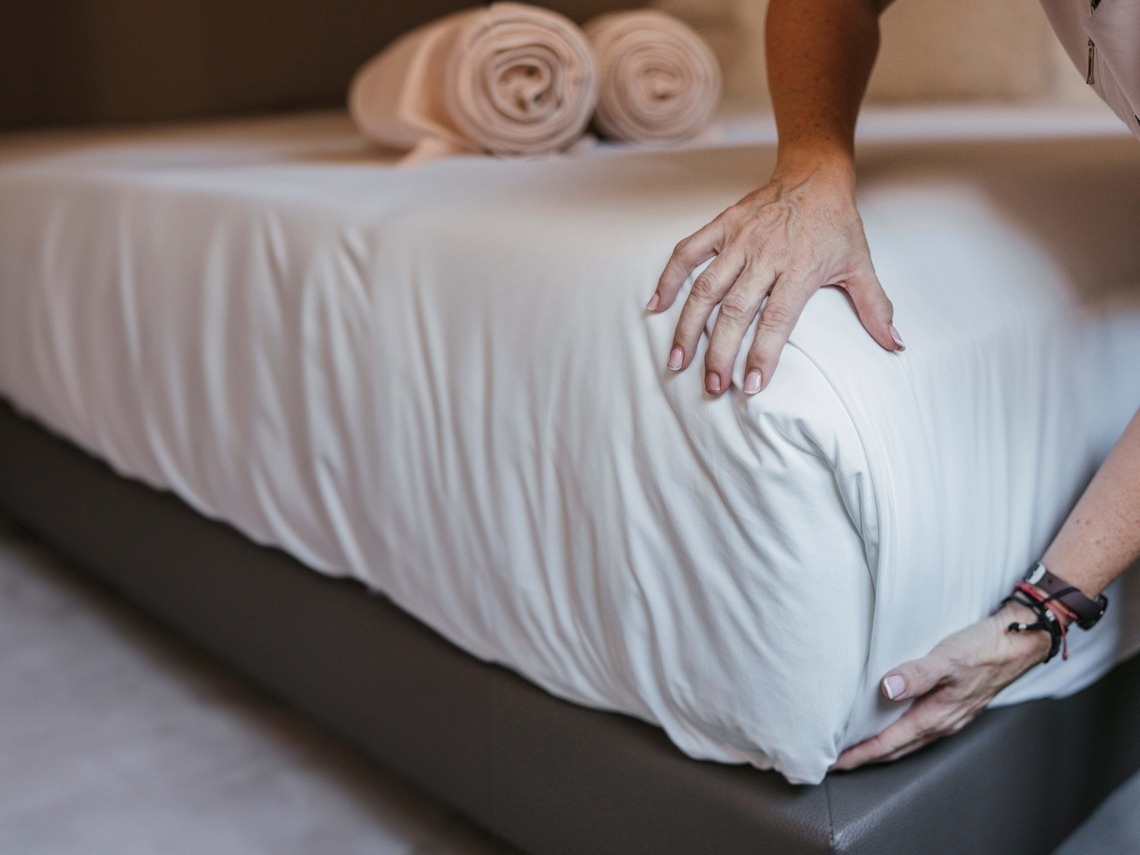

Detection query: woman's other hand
xmin=647 ymin=158 xmax=904 ymax=396
xmin=831 ymin=602 xmax=1052 ymax=771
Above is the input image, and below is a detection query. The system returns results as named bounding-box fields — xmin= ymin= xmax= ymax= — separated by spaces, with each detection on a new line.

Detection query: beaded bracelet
xmin=1000 ymin=584 xmax=1069 ymax=664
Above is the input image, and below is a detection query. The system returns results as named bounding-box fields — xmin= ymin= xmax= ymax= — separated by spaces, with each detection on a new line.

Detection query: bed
xmin=3 ymin=2 xmax=1140 ymax=852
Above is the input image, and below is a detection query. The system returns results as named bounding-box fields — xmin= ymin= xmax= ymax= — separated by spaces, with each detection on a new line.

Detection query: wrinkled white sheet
xmin=1 ymin=106 xmax=1138 ymax=784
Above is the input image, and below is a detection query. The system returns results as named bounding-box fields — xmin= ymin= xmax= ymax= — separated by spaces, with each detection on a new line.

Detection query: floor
xmin=0 ymin=521 xmax=513 ymax=855
xmin=0 ymin=519 xmax=1135 ymax=855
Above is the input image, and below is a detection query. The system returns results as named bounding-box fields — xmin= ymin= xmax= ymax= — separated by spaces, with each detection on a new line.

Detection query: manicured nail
xmin=889 ymin=324 xmax=906 ymax=351
xmin=646 ymin=293 xmax=660 ymax=311
xmin=882 ymin=674 xmax=906 ymax=700
xmin=743 ymin=369 xmax=762 ymax=395
xmin=705 ymin=371 xmax=721 ymax=394
xmin=667 ymin=346 xmax=683 ymax=371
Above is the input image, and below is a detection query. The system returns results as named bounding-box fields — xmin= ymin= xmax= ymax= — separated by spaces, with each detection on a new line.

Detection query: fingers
xmin=843 ymin=268 xmax=904 ymax=353
xmin=668 ymin=251 xmax=746 ymax=375
xmin=832 ymin=715 xmax=926 ymax=771
xmin=831 ymin=650 xmax=966 ymax=772
xmin=741 ymin=274 xmax=814 ymax=394
xmin=831 ymin=694 xmax=971 ymax=771
xmin=832 ymin=724 xmax=934 ymax=770
xmin=651 ymin=183 xmax=906 ymax=393
xmin=650 ymin=221 xmax=724 ymax=313
xmin=703 ymin=260 xmax=777 ymax=395
xmin=880 ymin=649 xmax=951 ymax=702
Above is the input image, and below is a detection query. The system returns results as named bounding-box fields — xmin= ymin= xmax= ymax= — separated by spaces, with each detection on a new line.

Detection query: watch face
xmin=1027 ymin=563 xmax=1047 ymax=586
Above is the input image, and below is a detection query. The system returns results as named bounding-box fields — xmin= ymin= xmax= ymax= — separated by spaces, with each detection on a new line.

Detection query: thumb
xmin=844 ymin=269 xmax=904 ymax=353
xmin=881 ymin=653 xmax=947 ymax=702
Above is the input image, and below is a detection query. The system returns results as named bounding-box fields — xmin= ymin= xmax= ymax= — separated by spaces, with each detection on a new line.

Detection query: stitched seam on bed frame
xmin=822 ymin=775 xmax=838 ymax=853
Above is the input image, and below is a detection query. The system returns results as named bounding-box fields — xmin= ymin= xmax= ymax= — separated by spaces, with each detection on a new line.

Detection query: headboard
xmin=1 ymin=0 xmax=637 ymax=130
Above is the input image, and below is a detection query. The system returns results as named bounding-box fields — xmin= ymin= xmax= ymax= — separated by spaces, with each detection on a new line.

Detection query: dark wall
xmin=0 ymin=0 xmax=636 ymax=130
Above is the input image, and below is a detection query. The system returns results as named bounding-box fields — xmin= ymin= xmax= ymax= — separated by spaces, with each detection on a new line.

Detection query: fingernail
xmin=882 ymin=674 xmax=906 ymax=700
xmin=646 ymin=294 xmax=660 ymax=311
xmin=705 ymin=371 xmax=721 ymax=394
xmin=744 ymin=369 xmax=762 ymax=395
xmin=889 ymin=324 xmax=906 ymax=351
xmin=667 ymin=346 xmax=683 ymax=371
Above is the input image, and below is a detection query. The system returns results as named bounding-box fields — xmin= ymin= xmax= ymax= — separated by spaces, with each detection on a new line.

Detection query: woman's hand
xmin=647 ymin=159 xmax=904 ymax=396
xmin=831 ymin=602 xmax=1053 ymax=771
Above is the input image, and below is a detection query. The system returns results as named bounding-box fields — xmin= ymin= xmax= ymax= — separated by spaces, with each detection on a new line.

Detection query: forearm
xmin=838 ymin=411 xmax=1140 ymax=770
xmin=1042 ymin=409 xmax=1140 ymax=599
xmin=651 ymin=0 xmax=904 ymax=394
xmin=765 ymin=0 xmax=892 ymax=175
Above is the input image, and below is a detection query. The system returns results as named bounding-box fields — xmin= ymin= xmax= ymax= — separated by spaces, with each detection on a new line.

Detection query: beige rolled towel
xmin=584 ymin=10 xmax=721 ymax=145
xmin=349 ymin=3 xmax=598 ymax=159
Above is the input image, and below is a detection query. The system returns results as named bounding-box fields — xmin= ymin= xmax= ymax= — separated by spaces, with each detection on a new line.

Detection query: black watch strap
xmin=1024 ymin=562 xmax=1108 ymax=630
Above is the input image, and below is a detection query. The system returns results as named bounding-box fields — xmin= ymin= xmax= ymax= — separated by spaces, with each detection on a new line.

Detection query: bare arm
xmin=1042 ymin=410 xmax=1140 ymax=599
xmin=648 ymin=0 xmax=902 ymax=396
xmin=768 ymin=0 xmax=887 ymax=172
xmin=835 ymin=409 xmax=1140 ymax=770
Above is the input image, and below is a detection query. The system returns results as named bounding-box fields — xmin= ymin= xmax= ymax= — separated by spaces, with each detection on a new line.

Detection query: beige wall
xmin=653 ymin=0 xmax=1104 ymax=106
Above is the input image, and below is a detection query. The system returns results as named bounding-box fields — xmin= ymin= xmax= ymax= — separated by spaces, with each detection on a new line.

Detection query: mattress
xmin=0 ymin=106 xmax=1138 ymax=785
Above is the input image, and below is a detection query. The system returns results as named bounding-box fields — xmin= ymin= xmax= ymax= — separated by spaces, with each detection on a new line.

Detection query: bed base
xmin=2 ymin=398 xmax=1138 ymax=855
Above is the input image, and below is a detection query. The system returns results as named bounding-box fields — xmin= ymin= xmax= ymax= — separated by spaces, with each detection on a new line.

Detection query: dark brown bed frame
xmin=3 ymin=3 xmax=1140 ymax=852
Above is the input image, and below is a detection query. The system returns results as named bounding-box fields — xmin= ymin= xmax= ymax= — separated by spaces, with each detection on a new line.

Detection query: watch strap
xmin=1023 ymin=562 xmax=1108 ymax=630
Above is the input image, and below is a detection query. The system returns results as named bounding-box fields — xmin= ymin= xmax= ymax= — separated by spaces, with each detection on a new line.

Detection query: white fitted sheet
xmin=1 ymin=106 xmax=1138 ymax=784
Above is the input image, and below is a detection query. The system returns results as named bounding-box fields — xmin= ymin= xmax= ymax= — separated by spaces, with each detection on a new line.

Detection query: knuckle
xmin=658 ymin=267 xmax=680 ymax=289
xmin=675 ymin=309 xmax=709 ymax=343
xmin=864 ymin=283 xmax=892 ymax=308
xmin=760 ymin=301 xmax=795 ymax=330
xmin=691 ymin=273 xmax=720 ymax=300
xmin=916 ymin=719 xmax=948 ymax=742
xmin=673 ymin=317 xmax=700 ymax=344
xmin=909 ymin=661 xmax=934 ymax=683
xmin=704 ymin=355 xmax=728 ymax=376
xmin=718 ymin=294 xmax=753 ymax=323
xmin=750 ymin=344 xmax=780 ymax=369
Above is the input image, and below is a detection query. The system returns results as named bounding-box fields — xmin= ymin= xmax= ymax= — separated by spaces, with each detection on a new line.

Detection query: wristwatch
xmin=1024 ymin=562 xmax=1108 ymax=630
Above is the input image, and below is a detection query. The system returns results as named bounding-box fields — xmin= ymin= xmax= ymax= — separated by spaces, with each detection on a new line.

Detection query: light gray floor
xmin=1054 ymin=772 xmax=1140 ymax=855
xmin=0 ymin=522 xmax=513 ymax=855
xmin=0 ymin=519 xmax=1135 ymax=855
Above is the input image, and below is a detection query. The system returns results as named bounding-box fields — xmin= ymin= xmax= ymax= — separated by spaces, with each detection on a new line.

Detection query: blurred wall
xmin=1 ymin=0 xmax=1105 ymax=130
xmin=653 ymin=0 xmax=1104 ymax=106
xmin=0 ymin=0 xmax=642 ymax=130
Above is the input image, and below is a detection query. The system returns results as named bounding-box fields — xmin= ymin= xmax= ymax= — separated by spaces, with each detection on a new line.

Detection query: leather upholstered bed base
xmin=2 ymin=398 xmax=1138 ymax=855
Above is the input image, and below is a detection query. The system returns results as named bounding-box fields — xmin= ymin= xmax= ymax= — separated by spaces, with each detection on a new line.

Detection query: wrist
xmin=1038 ymin=550 xmax=1105 ymax=602
xmin=996 ymin=600 xmax=1056 ymax=664
xmin=1024 ymin=585 xmax=1076 ymax=628
xmin=772 ymin=143 xmax=856 ymax=188
xmin=1021 ymin=560 xmax=1108 ymax=630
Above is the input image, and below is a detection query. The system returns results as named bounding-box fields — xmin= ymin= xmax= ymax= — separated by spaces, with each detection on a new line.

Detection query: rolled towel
xmin=584 ymin=10 xmax=721 ymax=145
xmin=349 ymin=3 xmax=598 ymax=159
